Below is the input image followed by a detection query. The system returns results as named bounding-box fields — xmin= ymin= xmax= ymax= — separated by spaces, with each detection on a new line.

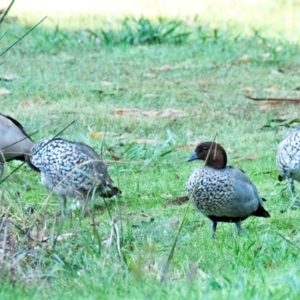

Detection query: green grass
xmin=1 ymin=3 xmax=300 ymax=299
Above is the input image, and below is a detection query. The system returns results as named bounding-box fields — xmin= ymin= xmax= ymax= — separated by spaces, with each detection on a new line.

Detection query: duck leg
xmin=0 ymin=163 xmax=3 ymax=179
xmin=211 ymin=220 xmax=217 ymax=238
xmin=82 ymin=198 xmax=88 ymax=214
xmin=235 ymin=220 xmax=242 ymax=235
xmin=288 ymin=178 xmax=300 ymax=209
xmin=60 ymin=195 xmax=67 ymax=217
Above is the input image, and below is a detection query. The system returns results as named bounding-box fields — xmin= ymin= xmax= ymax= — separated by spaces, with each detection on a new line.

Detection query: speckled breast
xmin=186 ymin=166 xmax=234 ymax=216
xmin=277 ymin=130 xmax=300 ymax=181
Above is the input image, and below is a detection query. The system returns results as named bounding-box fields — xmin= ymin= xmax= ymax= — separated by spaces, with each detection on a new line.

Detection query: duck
xmin=0 ymin=113 xmax=33 ymax=179
xmin=186 ymin=141 xmax=270 ymax=237
xmin=276 ymin=127 xmax=300 ymax=207
xmin=28 ymin=137 xmax=121 ymax=216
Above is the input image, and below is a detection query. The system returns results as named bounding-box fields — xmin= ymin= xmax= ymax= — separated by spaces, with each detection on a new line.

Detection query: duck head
xmin=188 ymin=142 xmax=227 ymax=169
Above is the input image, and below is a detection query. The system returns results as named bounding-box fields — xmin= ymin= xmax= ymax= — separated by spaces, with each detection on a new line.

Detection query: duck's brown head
xmin=188 ymin=141 xmax=227 ymax=169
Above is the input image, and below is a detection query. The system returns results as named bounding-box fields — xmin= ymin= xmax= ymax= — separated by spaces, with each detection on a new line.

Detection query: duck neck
xmin=206 ymin=146 xmax=227 ymax=169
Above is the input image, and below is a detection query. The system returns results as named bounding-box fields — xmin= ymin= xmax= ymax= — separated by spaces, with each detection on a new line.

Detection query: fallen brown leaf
xmin=0 ymin=88 xmax=10 ymax=95
xmin=262 ymin=53 xmax=270 ymax=59
xmin=160 ymin=193 xmax=173 ymax=199
xmin=264 ymin=86 xmax=278 ymax=93
xmin=244 ymin=95 xmax=300 ymax=102
xmin=239 ymin=54 xmax=251 ymax=62
xmin=256 ymin=102 xmax=283 ymax=110
xmin=114 ymin=108 xmax=155 ymax=117
xmin=156 ymin=108 xmax=187 ymax=117
xmin=187 ymin=259 xmax=201 ymax=282
xmin=245 ymin=94 xmax=300 ymax=109
xmin=165 ymin=196 xmax=189 ymax=206
xmin=0 ymin=74 xmax=18 ymax=81
xmin=233 ymin=154 xmax=256 ymax=163
xmin=132 ymin=139 xmax=160 ymax=146
xmin=242 ymin=86 xmax=255 ymax=92
xmin=175 ymin=140 xmax=199 ymax=150
xmin=90 ymin=132 xmax=103 ymax=139
xmin=100 ymin=81 xmax=112 ymax=86
xmin=114 ymin=108 xmax=187 ymax=118
xmin=18 ymin=101 xmax=45 ymax=108
xmin=55 ymin=232 xmax=76 ymax=242
xmin=143 ymin=72 xmax=157 ymax=79
xmin=151 ymin=64 xmax=172 ymax=71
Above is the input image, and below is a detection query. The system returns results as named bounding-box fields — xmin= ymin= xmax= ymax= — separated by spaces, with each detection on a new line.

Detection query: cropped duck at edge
xmin=0 ymin=113 xmax=33 ymax=179
xmin=276 ymin=127 xmax=300 ymax=207
xmin=186 ymin=141 xmax=270 ymax=237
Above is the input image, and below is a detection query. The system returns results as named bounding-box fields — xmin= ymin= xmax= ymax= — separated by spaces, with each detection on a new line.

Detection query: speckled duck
xmin=0 ymin=113 xmax=33 ymax=178
xmin=186 ymin=141 xmax=270 ymax=236
xmin=276 ymin=127 xmax=300 ymax=205
xmin=28 ymin=137 xmax=121 ymax=216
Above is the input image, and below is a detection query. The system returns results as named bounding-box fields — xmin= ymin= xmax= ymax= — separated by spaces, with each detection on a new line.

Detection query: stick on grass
xmin=160 ymin=134 xmax=218 ymax=284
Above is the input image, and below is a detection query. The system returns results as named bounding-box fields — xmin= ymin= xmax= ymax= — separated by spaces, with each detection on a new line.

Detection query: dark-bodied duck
xmin=0 ymin=113 xmax=33 ymax=179
xmin=28 ymin=137 xmax=121 ymax=216
xmin=186 ymin=141 xmax=270 ymax=237
xmin=276 ymin=127 xmax=300 ymax=207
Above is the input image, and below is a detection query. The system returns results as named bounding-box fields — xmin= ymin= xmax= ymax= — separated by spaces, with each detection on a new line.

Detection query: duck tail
xmin=252 ymin=204 xmax=270 ymax=218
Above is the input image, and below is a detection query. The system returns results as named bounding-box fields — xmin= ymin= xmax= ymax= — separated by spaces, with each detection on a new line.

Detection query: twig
xmin=160 ymin=134 xmax=218 ymax=283
xmin=100 ymin=124 xmax=108 ymax=158
xmin=0 ymin=0 xmax=14 ymax=26
xmin=2 ymin=219 xmax=8 ymax=258
xmin=0 ymin=130 xmax=39 ymax=151
xmin=244 ymin=95 xmax=300 ymax=102
xmin=102 ymin=198 xmax=128 ymax=265
xmin=0 ymin=16 xmax=47 ymax=57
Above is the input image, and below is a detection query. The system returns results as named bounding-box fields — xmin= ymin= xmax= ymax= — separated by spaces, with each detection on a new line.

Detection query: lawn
xmin=1 ymin=1 xmax=300 ymax=299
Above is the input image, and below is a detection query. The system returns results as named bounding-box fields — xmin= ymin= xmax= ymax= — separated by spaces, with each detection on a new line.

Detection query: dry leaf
xmin=90 ymin=132 xmax=103 ymax=139
xmin=239 ymin=54 xmax=251 ymax=62
xmin=55 ymin=232 xmax=75 ymax=242
xmin=114 ymin=108 xmax=186 ymax=118
xmin=262 ymin=53 xmax=270 ymax=59
xmin=151 ymin=64 xmax=172 ymax=71
xmin=114 ymin=108 xmax=156 ymax=117
xmin=175 ymin=140 xmax=199 ymax=150
xmin=186 ymin=130 xmax=193 ymax=137
xmin=0 ymin=74 xmax=18 ymax=81
xmin=167 ymin=216 xmax=180 ymax=228
xmin=132 ymin=139 xmax=160 ymax=146
xmin=59 ymin=53 xmax=75 ymax=61
xmin=245 ymin=95 xmax=300 ymax=109
xmin=143 ymin=73 xmax=157 ymax=79
xmin=233 ymin=154 xmax=256 ymax=163
xmin=256 ymin=102 xmax=283 ymax=110
xmin=0 ymin=88 xmax=10 ymax=95
xmin=111 ymin=133 xmax=131 ymax=139
xmin=187 ymin=259 xmax=201 ymax=282
xmin=165 ymin=196 xmax=189 ymax=206
xmin=264 ymin=86 xmax=278 ymax=93
xmin=156 ymin=108 xmax=187 ymax=117
xmin=18 ymin=101 xmax=43 ymax=108
xmin=242 ymin=86 xmax=255 ymax=92
xmin=100 ymin=81 xmax=112 ymax=86
xmin=270 ymin=70 xmax=282 ymax=76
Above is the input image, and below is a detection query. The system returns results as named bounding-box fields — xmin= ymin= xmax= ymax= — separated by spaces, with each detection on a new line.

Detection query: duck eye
xmin=203 ymin=146 xmax=208 ymax=151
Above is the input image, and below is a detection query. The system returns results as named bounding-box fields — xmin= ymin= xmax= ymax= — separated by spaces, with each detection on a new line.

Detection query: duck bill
xmin=188 ymin=152 xmax=198 ymax=162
